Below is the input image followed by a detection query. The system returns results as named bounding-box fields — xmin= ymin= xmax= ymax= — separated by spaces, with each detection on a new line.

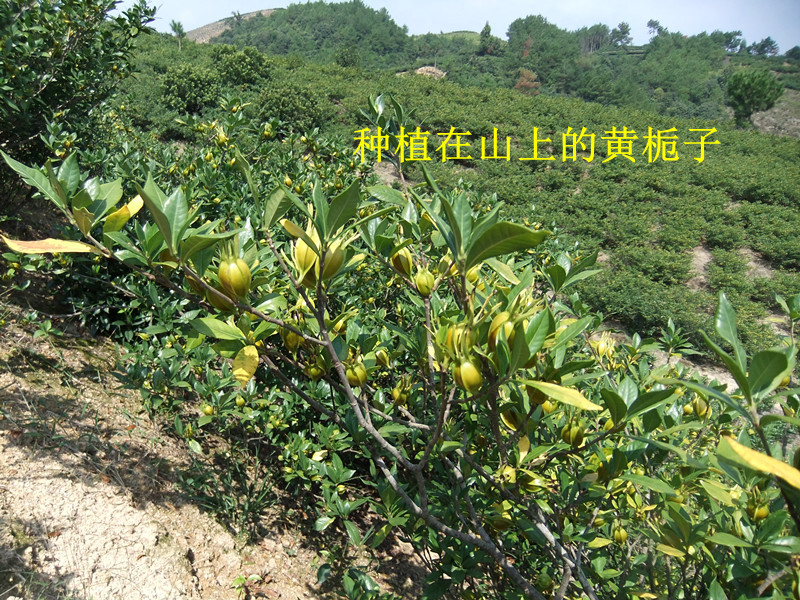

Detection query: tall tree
xmin=610 ymin=22 xmax=632 ymax=46
xmin=170 ymin=20 xmax=186 ymax=51
xmin=726 ymin=68 xmax=783 ymax=126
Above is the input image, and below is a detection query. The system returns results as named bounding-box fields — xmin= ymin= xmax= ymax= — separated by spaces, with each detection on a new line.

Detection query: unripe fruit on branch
xmin=488 ymin=311 xmax=514 ymax=350
xmin=375 ymin=348 xmax=390 ymax=368
xmin=207 ymin=286 xmax=235 ymax=311
xmin=218 ymin=256 xmax=251 ymax=299
xmin=346 ymin=360 xmax=367 ymax=387
xmin=613 ymin=526 xmax=628 ymax=544
xmin=455 ymin=359 xmax=483 ymax=395
xmin=561 ymin=422 xmax=584 ymax=447
xmin=317 ymin=243 xmax=345 ymax=281
xmin=692 ymin=396 xmax=709 ymax=419
xmin=415 ymin=268 xmax=434 ymax=296
xmin=391 ymin=246 xmax=413 ymax=277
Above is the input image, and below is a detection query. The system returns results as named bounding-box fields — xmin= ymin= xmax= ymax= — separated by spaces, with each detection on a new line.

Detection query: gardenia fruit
xmin=415 ymin=268 xmax=434 ymax=296
xmin=454 ymin=359 xmax=483 ymax=395
xmin=391 ymin=246 xmax=413 ymax=277
xmin=218 ymin=256 xmax=251 ymax=299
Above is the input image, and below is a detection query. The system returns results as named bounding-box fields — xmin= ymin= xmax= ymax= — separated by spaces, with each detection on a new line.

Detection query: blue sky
xmin=118 ymin=0 xmax=800 ymax=53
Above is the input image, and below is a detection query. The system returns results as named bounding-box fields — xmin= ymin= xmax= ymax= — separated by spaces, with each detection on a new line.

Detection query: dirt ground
xmin=0 ymin=297 xmax=424 ymax=600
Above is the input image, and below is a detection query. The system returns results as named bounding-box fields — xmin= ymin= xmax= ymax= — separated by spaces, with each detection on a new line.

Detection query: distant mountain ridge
xmin=186 ymin=9 xmax=277 ymax=44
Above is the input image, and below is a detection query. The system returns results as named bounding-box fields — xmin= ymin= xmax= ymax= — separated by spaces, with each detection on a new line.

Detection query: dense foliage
xmin=210 ymin=1 xmax=799 ymax=120
xmin=2 ymin=4 xmax=800 ymax=599
xmin=726 ymin=69 xmax=785 ymax=126
xmin=0 ymin=0 xmax=154 ymax=200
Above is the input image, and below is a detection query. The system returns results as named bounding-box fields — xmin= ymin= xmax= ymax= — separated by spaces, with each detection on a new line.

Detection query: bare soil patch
xmin=686 ymin=245 xmax=712 ymax=291
xmin=0 ymin=306 xmax=323 ymax=600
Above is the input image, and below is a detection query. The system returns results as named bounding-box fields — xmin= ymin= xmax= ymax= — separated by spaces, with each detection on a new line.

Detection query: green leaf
xmin=700 ymin=480 xmax=733 ymax=506
xmin=263 ymin=186 xmax=295 ymax=228
xmin=327 ymin=180 xmax=361 ymax=234
xmin=314 ymin=516 xmax=335 ymax=532
xmin=627 ymin=388 xmax=676 ymax=420
xmin=465 ymin=222 xmax=548 ymax=270
xmin=701 ymin=331 xmax=751 ymax=400
xmin=72 ymin=206 xmax=94 ymax=236
xmin=56 ymin=153 xmax=81 ymax=195
xmin=748 ymin=350 xmax=791 ymax=400
xmin=761 ymin=413 xmax=800 ymax=428
xmin=343 ymin=520 xmax=361 ymax=546
xmin=760 ymin=536 xmax=800 ymax=554
xmin=367 ymin=185 xmax=404 ymax=205
xmin=190 ymin=317 xmax=247 ymax=341
xmin=438 ymin=440 xmax=462 ymax=454
xmin=715 ymin=292 xmax=747 ymax=374
xmin=162 ymin=186 xmax=189 ymax=253
xmin=620 ymin=473 xmax=676 ymax=496
xmin=707 ymin=532 xmax=752 ymax=548
xmin=618 ymin=377 xmax=639 ymax=407
xmin=136 ymin=175 xmax=171 ymax=251
xmin=627 ymin=435 xmax=687 ymax=462
xmin=1 ymin=150 xmax=65 ymax=209
xmin=601 ymin=389 xmax=627 ymax=424
xmin=187 ymin=439 xmax=203 ymax=454
xmin=708 ymin=578 xmax=728 ymax=600
xmin=234 ymin=148 xmax=260 ymax=206
xmin=179 ymin=229 xmax=238 ymax=263
xmin=316 ymin=564 xmax=331 ymax=584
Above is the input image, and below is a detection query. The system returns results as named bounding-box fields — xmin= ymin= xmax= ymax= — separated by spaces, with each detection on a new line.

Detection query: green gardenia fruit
xmin=346 ymin=361 xmax=367 ymax=387
xmin=415 ymin=268 xmax=435 ymax=296
xmin=455 ymin=359 xmax=483 ymax=395
xmin=218 ymin=256 xmax=251 ymax=299
xmin=391 ymin=246 xmax=413 ymax=277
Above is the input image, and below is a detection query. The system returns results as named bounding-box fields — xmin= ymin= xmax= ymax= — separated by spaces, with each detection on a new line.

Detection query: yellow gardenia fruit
xmin=218 ymin=256 xmax=251 ymax=299
xmin=693 ymin=396 xmax=709 ymax=419
xmin=391 ymin=246 xmax=413 ymax=277
xmin=318 ymin=244 xmax=344 ymax=280
xmin=457 ymin=359 xmax=483 ymax=395
xmin=561 ymin=422 xmax=584 ymax=447
xmin=466 ymin=264 xmax=481 ymax=283
xmin=375 ymin=348 xmax=390 ymax=368
xmin=613 ymin=526 xmax=628 ymax=544
xmin=346 ymin=360 xmax=368 ymax=387
xmin=488 ymin=311 xmax=515 ymax=350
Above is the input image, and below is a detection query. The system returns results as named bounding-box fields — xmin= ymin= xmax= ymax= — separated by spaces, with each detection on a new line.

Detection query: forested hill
xmin=206 ymin=0 xmax=800 ymax=121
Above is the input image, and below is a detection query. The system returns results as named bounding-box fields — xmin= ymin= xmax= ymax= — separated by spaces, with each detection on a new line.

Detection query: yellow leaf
xmin=280 ymin=219 xmax=305 ymax=239
xmin=1 ymin=235 xmax=99 ymax=254
xmin=587 ymin=537 xmax=614 ymax=549
xmin=518 ymin=435 xmax=530 ymax=461
xmin=719 ymin=435 xmax=800 ymax=490
xmin=104 ymin=194 xmax=144 ymax=234
xmin=656 ymin=543 xmax=685 ymax=558
xmin=232 ymin=345 xmax=259 ymax=387
xmin=522 ymin=380 xmax=602 ymax=411
xmin=127 ymin=194 xmax=144 ymax=217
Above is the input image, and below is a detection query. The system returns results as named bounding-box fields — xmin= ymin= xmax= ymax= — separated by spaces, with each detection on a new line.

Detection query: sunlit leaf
xmin=1 ymin=235 xmax=100 ymax=254
xmin=232 ymin=345 xmax=259 ymax=387
xmin=717 ymin=435 xmax=800 ymax=490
